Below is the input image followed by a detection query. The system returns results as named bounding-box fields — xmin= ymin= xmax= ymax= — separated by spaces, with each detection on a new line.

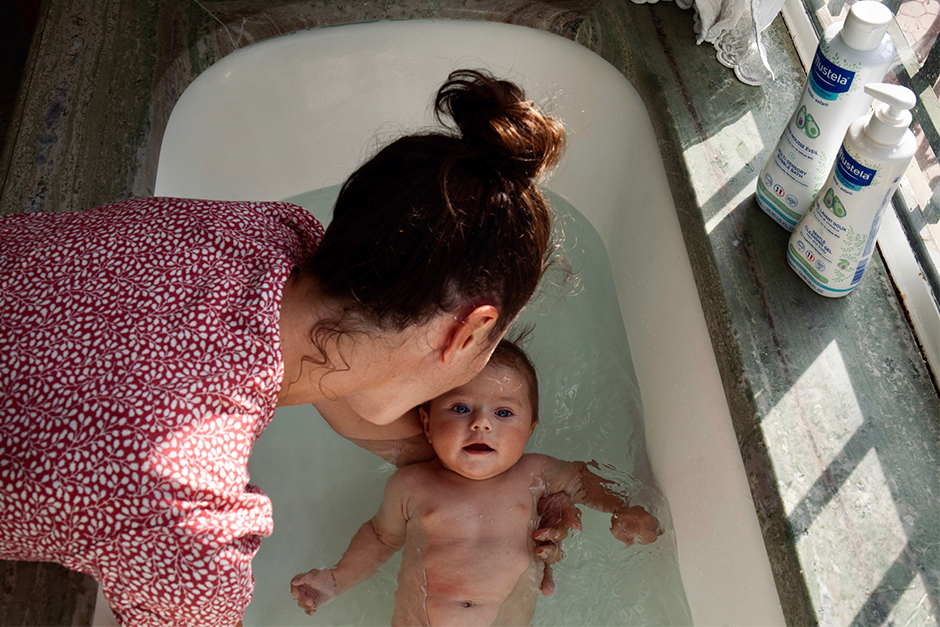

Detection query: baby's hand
xmin=610 ymin=505 xmax=661 ymax=547
xmin=290 ymin=569 xmax=337 ymax=615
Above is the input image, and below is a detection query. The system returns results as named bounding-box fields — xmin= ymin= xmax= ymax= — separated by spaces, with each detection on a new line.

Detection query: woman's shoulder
xmin=155 ymin=197 xmax=325 ymax=259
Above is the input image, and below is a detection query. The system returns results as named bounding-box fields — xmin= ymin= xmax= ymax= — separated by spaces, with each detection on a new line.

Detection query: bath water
xmin=242 ymin=185 xmax=692 ymax=626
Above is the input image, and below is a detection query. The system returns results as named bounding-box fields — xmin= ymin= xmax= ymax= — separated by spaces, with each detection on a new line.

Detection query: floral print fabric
xmin=0 ymin=198 xmax=324 ymax=626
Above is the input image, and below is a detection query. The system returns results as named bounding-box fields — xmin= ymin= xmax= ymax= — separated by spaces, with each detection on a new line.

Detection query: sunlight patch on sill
xmin=763 ymin=340 xmax=936 ymax=624
xmin=763 ymin=340 xmax=864 ymax=516
xmin=681 ymin=110 xmax=764 ymax=234
xmin=797 ymin=448 xmax=934 ymax=625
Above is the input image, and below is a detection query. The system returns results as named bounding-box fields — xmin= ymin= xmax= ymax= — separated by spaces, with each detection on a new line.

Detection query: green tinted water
xmin=243 ymin=186 xmax=692 ymax=626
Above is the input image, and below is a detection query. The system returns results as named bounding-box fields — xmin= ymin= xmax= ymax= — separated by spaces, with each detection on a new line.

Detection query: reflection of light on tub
xmin=764 ymin=341 xmax=934 ymax=625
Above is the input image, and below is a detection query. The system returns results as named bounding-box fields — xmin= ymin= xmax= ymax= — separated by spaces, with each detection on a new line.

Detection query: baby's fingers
xmin=533 ymin=525 xmax=567 ymax=545
xmin=290 ymin=584 xmax=319 ymax=613
xmin=536 ymin=493 xmax=584 ymax=534
xmin=540 ymin=564 xmax=556 ymax=597
xmin=290 ymin=568 xmax=337 ymax=614
xmin=291 ymin=570 xmax=319 ymax=588
xmin=534 ymin=540 xmax=564 ymax=564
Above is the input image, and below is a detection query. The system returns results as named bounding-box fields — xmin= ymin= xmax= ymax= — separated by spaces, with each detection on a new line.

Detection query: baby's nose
xmin=470 ymin=415 xmax=493 ymax=431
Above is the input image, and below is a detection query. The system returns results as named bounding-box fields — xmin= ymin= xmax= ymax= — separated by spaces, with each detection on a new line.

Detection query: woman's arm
xmin=313 ymin=398 xmax=435 ymax=466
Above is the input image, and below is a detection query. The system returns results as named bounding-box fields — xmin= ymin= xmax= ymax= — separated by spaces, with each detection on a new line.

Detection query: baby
xmin=290 ymin=340 xmax=660 ymax=626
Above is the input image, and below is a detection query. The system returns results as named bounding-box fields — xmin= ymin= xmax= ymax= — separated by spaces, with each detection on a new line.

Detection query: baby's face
xmin=422 ymin=363 xmax=536 ymax=481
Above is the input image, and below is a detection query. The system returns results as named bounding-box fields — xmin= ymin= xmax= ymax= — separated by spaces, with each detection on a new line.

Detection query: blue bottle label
xmin=834 ymin=146 xmax=876 ymax=191
xmin=809 ymin=49 xmax=855 ymax=101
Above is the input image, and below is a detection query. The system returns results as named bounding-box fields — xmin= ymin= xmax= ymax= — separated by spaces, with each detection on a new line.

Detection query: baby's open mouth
xmin=463 ymin=443 xmax=494 ymax=453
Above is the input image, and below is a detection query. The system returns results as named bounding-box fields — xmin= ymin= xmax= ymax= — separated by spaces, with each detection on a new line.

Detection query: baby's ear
xmin=529 ymin=419 xmax=539 ymax=436
xmin=418 ymin=405 xmax=432 ymax=439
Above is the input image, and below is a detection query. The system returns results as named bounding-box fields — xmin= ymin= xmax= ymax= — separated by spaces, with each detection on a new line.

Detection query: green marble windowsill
xmin=0 ymin=0 xmax=936 ymax=625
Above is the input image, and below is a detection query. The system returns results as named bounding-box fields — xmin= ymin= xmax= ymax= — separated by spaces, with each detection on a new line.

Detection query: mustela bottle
xmin=788 ymin=84 xmax=916 ymax=297
xmin=756 ymin=1 xmax=895 ymax=231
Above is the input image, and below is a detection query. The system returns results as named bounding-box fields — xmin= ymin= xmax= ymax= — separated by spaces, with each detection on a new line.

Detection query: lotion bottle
xmin=756 ymin=1 xmax=895 ymax=231
xmin=788 ymin=84 xmax=916 ymax=297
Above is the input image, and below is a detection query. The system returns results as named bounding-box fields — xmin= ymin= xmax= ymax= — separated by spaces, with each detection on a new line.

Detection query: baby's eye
xmin=495 ymin=409 xmax=514 ymax=418
xmin=452 ymin=404 xmax=471 ymax=414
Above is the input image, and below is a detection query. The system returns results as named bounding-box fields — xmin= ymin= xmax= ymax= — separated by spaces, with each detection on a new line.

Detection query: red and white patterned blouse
xmin=0 ymin=197 xmax=324 ymax=626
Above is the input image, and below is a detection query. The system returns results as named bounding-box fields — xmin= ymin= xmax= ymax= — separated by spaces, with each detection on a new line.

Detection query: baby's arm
xmin=538 ymin=457 xmax=660 ymax=548
xmin=290 ymin=472 xmax=411 ymax=615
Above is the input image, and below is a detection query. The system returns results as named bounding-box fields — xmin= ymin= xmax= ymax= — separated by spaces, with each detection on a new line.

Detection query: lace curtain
xmin=633 ymin=0 xmax=788 ymax=85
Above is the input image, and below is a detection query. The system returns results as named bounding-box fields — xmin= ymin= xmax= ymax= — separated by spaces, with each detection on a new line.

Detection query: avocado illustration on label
xmin=832 ymin=194 xmax=846 ymax=217
xmin=804 ymin=114 xmax=820 ymax=138
xmin=795 ymin=106 xmax=820 ymax=139
xmin=823 ymin=188 xmax=847 ymax=217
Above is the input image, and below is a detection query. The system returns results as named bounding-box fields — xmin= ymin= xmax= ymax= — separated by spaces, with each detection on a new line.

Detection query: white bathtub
xmin=97 ymin=19 xmax=784 ymax=626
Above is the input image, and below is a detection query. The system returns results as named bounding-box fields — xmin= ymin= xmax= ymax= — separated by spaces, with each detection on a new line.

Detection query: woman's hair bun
xmin=434 ymin=69 xmax=565 ymax=180
xmin=309 ymin=68 xmax=563 ymax=352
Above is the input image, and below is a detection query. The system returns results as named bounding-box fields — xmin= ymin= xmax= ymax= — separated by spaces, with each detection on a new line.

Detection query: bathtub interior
xmin=91 ymin=19 xmax=787 ymax=626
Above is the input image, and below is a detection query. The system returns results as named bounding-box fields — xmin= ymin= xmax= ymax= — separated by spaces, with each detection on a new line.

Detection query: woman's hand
xmin=290 ymin=569 xmax=338 ymax=615
xmin=610 ymin=505 xmax=661 ymax=547
xmin=533 ymin=491 xmax=583 ymax=595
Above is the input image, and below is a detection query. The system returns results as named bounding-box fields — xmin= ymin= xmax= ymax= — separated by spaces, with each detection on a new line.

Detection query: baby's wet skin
xmin=291 ymin=358 xmax=660 ymax=625
xmin=420 ymin=363 xmax=538 ymax=482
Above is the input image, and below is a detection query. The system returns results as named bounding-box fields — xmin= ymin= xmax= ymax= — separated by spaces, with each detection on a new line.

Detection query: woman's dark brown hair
xmin=306 ymin=69 xmax=565 ymax=352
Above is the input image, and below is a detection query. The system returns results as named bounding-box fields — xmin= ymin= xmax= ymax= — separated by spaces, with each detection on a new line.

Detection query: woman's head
xmin=307 ymin=69 xmax=565 ymax=346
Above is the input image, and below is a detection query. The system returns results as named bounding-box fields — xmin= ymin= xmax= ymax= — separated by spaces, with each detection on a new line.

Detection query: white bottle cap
xmin=840 ymin=1 xmax=893 ymax=51
xmin=864 ymin=83 xmax=915 ymax=145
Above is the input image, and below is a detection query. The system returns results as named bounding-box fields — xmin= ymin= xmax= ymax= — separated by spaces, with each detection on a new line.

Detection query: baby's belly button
xmin=425 ymin=595 xmax=498 ymax=615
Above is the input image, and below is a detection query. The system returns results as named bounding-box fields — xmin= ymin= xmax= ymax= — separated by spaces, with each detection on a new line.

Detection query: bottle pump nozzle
xmin=864 ymin=83 xmax=916 ymax=146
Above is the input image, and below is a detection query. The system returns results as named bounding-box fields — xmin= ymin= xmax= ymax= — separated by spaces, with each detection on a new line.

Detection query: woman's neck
xmin=277 ymin=269 xmax=336 ymax=406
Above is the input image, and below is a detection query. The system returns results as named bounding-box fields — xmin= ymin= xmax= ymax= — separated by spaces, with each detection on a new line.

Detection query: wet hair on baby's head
xmin=306 ymin=69 xmax=565 ymax=358
xmin=488 ymin=337 xmax=539 ymax=424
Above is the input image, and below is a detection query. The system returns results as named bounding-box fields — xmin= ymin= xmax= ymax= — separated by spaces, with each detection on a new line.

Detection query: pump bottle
xmin=756 ymin=1 xmax=895 ymax=231
xmin=788 ymin=84 xmax=916 ymax=297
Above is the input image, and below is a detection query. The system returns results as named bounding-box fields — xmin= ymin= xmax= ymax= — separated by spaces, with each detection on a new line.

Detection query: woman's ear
xmin=441 ymin=305 xmax=499 ymax=366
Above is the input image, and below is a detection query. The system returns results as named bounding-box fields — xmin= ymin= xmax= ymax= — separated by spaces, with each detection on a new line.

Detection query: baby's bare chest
xmin=410 ymin=477 xmax=541 ymax=553
xmin=425 ymin=488 xmax=534 ymax=530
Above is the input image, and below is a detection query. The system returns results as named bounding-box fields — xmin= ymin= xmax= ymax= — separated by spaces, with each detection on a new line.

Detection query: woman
xmin=0 ymin=70 xmax=576 ymax=625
